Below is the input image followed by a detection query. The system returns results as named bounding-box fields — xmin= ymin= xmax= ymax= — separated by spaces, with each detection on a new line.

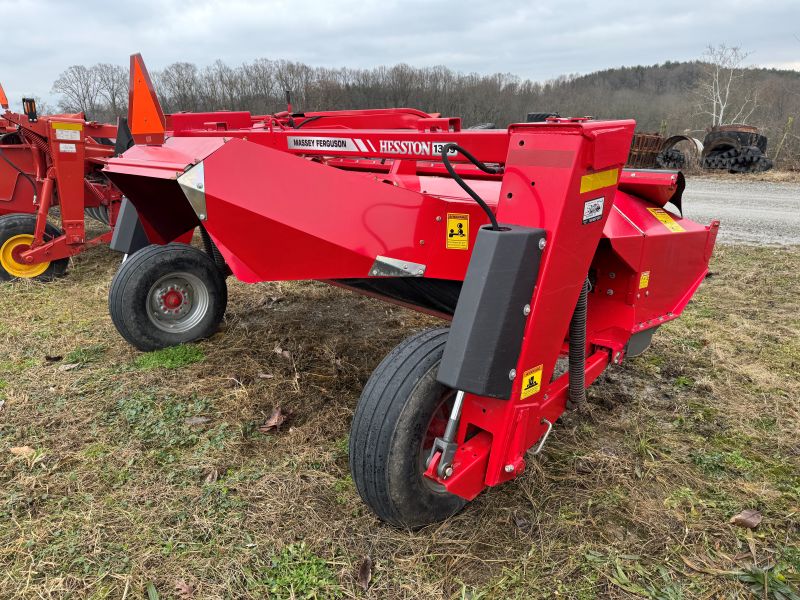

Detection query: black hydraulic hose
xmin=568 ymin=278 xmax=589 ymax=407
xmin=440 ymin=143 xmax=501 ymax=230
xmin=294 ymin=115 xmax=323 ymax=128
xmin=0 ymin=146 xmax=37 ymax=201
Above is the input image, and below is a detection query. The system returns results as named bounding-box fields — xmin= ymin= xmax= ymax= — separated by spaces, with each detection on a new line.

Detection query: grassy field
xmin=0 ymin=242 xmax=798 ymax=599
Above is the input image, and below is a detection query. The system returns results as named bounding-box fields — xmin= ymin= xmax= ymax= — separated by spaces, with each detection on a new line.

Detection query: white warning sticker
xmin=582 ymin=197 xmax=604 ymax=224
xmin=286 ymin=136 xmax=458 ymax=157
xmin=55 ymin=129 xmax=80 ymax=141
xmin=287 ymin=136 xmax=359 ymax=152
xmin=59 ymin=143 xmax=77 ymax=153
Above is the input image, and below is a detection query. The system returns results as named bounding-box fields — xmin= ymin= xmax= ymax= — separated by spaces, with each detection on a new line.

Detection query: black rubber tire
xmin=84 ymin=206 xmax=111 ymax=225
xmin=108 ymin=243 xmax=227 ymax=351
xmin=703 ymin=130 xmax=767 ymax=154
xmin=526 ymin=112 xmax=560 ymax=122
xmin=349 ymin=327 xmax=467 ymax=528
xmin=0 ymin=213 xmax=68 ymax=281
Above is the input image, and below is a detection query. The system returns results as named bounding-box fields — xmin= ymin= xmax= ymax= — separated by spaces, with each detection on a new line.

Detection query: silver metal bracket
xmin=426 ymin=390 xmax=465 ymax=479
xmin=177 ymin=162 xmax=207 ymax=220
xmin=369 ymin=256 xmax=426 ymax=277
xmin=530 ymin=418 xmax=553 ymax=456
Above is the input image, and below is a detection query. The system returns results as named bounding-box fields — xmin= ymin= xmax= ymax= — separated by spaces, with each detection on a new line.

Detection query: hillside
xmin=536 ymin=62 xmax=800 ymax=136
xmin=50 ymin=59 xmax=800 ymax=164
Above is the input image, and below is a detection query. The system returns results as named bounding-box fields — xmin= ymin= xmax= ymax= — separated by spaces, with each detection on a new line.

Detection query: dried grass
xmin=0 ymin=242 xmax=797 ymax=598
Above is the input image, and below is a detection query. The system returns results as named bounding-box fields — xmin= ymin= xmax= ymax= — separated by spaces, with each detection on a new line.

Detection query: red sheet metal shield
xmin=102 ymin=108 xmax=718 ymax=504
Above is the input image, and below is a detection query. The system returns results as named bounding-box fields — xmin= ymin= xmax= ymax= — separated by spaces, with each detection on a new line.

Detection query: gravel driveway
xmin=681 ymin=176 xmax=800 ymax=245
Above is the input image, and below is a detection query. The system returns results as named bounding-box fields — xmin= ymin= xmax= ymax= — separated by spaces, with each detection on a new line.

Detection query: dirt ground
xmin=0 ymin=221 xmax=798 ymax=598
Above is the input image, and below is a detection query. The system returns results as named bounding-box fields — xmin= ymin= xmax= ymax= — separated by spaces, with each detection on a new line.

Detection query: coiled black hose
xmin=568 ymin=278 xmax=589 ymax=407
xmin=440 ymin=143 xmax=501 ymax=230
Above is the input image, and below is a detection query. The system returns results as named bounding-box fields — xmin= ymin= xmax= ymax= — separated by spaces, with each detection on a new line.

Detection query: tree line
xmin=48 ymin=50 xmax=800 ymax=166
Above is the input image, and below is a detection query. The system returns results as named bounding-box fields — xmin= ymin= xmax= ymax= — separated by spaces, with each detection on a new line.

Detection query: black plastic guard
xmin=109 ymin=197 xmax=150 ymax=254
xmin=114 ymin=117 xmax=134 ymax=156
xmin=437 ymin=225 xmax=546 ymax=399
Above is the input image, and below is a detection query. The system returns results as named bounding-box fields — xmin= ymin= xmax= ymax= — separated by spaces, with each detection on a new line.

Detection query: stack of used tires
xmin=656 ymin=147 xmax=686 ymax=169
xmin=701 ymin=125 xmax=773 ymax=173
xmin=654 ymin=135 xmax=704 ymax=171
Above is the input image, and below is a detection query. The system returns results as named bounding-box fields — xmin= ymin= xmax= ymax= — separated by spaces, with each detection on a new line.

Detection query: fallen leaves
xmin=174 ymin=579 xmax=194 ymax=599
xmin=680 ymin=555 xmax=740 ymax=576
xmin=44 ymin=354 xmax=63 ymax=362
xmin=184 ymin=416 xmax=211 ymax=427
xmin=357 ymin=556 xmax=373 ymax=591
xmin=730 ymin=508 xmax=763 ymax=529
xmin=203 ymin=468 xmax=219 ymax=485
xmin=273 ymin=345 xmax=292 ymax=360
xmin=9 ymin=445 xmax=44 ymax=467
xmin=58 ymin=362 xmax=80 ymax=372
xmin=513 ymin=513 xmax=532 ymax=532
xmin=9 ymin=446 xmax=35 ymax=458
xmin=258 ymin=407 xmax=287 ymax=433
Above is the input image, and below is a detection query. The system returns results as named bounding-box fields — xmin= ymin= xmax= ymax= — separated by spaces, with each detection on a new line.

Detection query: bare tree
xmin=156 ymin=62 xmax=202 ymax=112
xmin=46 ymin=52 xmax=799 ymax=165
xmin=695 ymin=44 xmax=759 ymax=126
xmin=51 ymin=65 xmax=101 ymax=116
xmin=95 ymin=63 xmax=127 ymax=119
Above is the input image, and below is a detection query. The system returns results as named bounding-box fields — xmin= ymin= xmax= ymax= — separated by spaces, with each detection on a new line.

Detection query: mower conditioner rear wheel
xmin=108 ymin=243 xmax=227 ymax=351
xmin=349 ymin=327 xmax=467 ymax=528
xmin=0 ymin=214 xmax=68 ymax=281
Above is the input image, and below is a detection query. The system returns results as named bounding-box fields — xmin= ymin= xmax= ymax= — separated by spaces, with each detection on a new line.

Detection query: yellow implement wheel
xmin=0 ymin=234 xmax=50 ymax=278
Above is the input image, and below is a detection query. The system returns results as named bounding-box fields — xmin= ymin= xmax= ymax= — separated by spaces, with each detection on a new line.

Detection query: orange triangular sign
xmin=128 ymin=53 xmax=165 ymax=144
xmin=0 ymin=82 xmax=8 ymax=110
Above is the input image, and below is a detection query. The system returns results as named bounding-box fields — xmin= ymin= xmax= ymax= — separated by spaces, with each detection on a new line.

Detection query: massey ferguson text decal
xmin=287 ymin=136 xmax=360 ymax=152
xmin=287 ymin=136 xmax=456 ymax=157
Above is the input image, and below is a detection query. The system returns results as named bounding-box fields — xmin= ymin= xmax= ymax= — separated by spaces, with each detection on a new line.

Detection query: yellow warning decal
xmin=446 ymin=213 xmax=469 ymax=250
xmin=647 ymin=207 xmax=685 ymax=233
xmin=639 ymin=271 xmax=650 ymax=289
xmin=52 ymin=121 xmax=82 ymax=142
xmin=51 ymin=121 xmax=82 ymax=131
xmin=520 ymin=364 xmax=543 ymax=400
xmin=580 ymin=168 xmax=618 ymax=194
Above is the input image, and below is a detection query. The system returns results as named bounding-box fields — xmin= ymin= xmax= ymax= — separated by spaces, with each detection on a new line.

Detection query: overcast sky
xmin=1 ymin=0 xmax=798 ymax=104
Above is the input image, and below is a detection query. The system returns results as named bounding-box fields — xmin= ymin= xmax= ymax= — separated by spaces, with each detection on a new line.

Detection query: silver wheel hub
xmin=146 ymin=272 xmax=210 ymax=334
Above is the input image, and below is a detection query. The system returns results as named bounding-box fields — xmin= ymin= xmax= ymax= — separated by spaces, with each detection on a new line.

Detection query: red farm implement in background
xmin=0 ymin=85 xmax=124 ymax=280
xmin=104 ymin=55 xmax=719 ymax=528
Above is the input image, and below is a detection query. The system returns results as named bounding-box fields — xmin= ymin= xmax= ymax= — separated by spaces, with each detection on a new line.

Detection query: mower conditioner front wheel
xmin=108 ymin=243 xmax=227 ymax=351
xmin=0 ymin=214 xmax=68 ymax=281
xmin=349 ymin=327 xmax=467 ymax=528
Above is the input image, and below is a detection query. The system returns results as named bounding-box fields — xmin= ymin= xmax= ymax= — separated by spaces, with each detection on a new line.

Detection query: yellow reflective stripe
xmin=580 ymin=168 xmax=618 ymax=194
xmin=51 ymin=121 xmax=83 ymax=131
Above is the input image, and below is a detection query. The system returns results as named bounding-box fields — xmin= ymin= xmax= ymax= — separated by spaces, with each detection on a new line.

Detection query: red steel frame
xmin=0 ymin=104 xmax=122 ymax=265
xmin=104 ymin=56 xmax=719 ymax=502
